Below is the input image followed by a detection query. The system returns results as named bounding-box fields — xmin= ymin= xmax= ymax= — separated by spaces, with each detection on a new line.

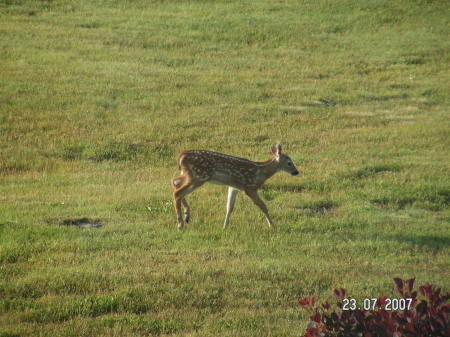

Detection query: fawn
xmin=171 ymin=144 xmax=299 ymax=230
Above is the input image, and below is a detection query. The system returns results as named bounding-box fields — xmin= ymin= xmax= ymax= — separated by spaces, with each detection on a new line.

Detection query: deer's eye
xmin=287 ymin=162 xmax=292 ymax=166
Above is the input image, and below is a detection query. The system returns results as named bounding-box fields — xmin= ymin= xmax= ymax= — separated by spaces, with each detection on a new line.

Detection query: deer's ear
xmin=271 ymin=144 xmax=278 ymax=155
xmin=277 ymin=143 xmax=282 ymax=154
xmin=271 ymin=144 xmax=282 ymax=156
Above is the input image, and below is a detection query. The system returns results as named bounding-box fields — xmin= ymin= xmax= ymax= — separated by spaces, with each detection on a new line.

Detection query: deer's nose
xmin=292 ymin=170 xmax=299 ymax=176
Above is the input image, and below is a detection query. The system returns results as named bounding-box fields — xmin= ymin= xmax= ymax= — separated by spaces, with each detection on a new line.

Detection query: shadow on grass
xmin=343 ymin=163 xmax=403 ymax=180
xmin=60 ymin=218 xmax=103 ymax=229
xmin=387 ymin=234 xmax=450 ymax=250
xmin=294 ymin=200 xmax=338 ymax=215
xmin=59 ymin=141 xmax=173 ymax=165
xmin=371 ymin=186 xmax=449 ymax=211
xmin=261 ymin=184 xmax=305 ymax=201
xmin=268 ymin=184 xmax=305 ymax=193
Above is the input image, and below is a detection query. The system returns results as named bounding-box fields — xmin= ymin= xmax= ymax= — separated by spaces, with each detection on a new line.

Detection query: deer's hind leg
xmin=181 ymin=198 xmax=190 ymax=223
xmin=172 ymin=176 xmax=203 ymax=230
xmin=172 ymin=176 xmax=191 ymax=223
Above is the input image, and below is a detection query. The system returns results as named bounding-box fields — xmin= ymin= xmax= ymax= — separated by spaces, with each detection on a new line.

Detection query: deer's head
xmin=271 ymin=144 xmax=299 ymax=176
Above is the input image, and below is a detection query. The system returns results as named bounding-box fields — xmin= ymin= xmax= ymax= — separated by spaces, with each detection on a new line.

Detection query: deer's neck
xmin=254 ymin=158 xmax=279 ymax=186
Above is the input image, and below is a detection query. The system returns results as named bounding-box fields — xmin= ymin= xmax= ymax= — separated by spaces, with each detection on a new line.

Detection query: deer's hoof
xmin=177 ymin=217 xmax=185 ymax=231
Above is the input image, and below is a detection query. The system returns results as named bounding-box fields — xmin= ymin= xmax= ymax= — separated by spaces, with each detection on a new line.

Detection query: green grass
xmin=1 ymin=0 xmax=449 ymax=336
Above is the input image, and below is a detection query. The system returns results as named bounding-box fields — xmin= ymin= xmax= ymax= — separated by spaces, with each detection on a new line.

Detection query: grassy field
xmin=1 ymin=0 xmax=449 ymax=336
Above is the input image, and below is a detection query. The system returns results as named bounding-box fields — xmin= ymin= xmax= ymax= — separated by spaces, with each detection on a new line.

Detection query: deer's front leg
xmin=223 ymin=187 xmax=239 ymax=229
xmin=244 ymin=189 xmax=275 ymax=229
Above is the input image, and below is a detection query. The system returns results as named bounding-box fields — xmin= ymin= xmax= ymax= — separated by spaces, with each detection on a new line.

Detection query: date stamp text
xmin=342 ymin=298 xmax=413 ymax=311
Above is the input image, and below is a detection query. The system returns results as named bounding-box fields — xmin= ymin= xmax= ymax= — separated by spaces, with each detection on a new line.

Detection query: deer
xmin=171 ymin=144 xmax=299 ymax=231
xmin=172 ymin=144 xmax=299 ymax=231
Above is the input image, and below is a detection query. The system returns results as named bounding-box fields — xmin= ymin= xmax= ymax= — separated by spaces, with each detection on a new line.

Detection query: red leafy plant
xmin=300 ymin=277 xmax=450 ymax=337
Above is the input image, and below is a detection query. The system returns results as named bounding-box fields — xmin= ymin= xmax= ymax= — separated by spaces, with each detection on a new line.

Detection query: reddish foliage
xmin=299 ymin=278 xmax=450 ymax=337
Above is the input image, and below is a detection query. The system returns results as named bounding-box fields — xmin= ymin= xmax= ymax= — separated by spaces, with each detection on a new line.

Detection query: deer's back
xmin=178 ymin=150 xmax=259 ymax=188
